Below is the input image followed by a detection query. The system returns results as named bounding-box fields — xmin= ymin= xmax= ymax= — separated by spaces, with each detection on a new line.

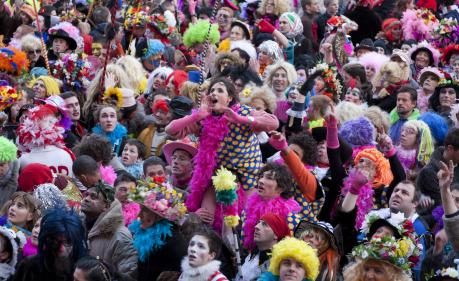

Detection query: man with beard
xmin=81 ymin=181 xmax=138 ymax=281
xmin=13 ymin=208 xmax=87 ymax=281
xmin=388 ymin=86 xmax=420 ymax=145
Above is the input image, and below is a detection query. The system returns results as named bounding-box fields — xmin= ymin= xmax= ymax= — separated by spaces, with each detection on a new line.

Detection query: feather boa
xmin=341 ymin=171 xmax=374 ymax=230
xmin=185 ymin=107 xmax=235 ymax=212
xmin=122 ymin=202 xmax=140 ymax=227
xmin=401 ymin=9 xmax=439 ymax=41
xmin=92 ymin=123 xmax=127 ymax=153
xmin=22 ymin=238 xmax=38 ymax=257
xmin=243 ymin=193 xmax=300 ymax=250
xmin=128 ymin=219 xmax=173 ymax=262
xmin=180 ymin=257 xmax=223 ymax=281
xmin=100 ymin=165 xmax=117 ymax=185
xmin=17 ymin=118 xmax=65 ymax=151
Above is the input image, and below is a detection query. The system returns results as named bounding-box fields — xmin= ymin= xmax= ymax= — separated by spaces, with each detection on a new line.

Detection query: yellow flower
xmin=396 ymin=239 xmax=409 ymax=257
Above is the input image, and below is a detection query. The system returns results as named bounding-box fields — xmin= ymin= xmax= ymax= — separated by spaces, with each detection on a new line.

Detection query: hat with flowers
xmin=124 ymin=7 xmax=151 ymax=29
xmin=308 ymin=63 xmax=342 ymax=102
xmin=128 ymin=177 xmax=187 ymax=223
xmin=0 ymin=85 xmax=21 ymax=111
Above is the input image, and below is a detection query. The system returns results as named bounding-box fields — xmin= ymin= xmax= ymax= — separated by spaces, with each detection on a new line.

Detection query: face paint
xmin=187 ymin=235 xmax=215 ymax=267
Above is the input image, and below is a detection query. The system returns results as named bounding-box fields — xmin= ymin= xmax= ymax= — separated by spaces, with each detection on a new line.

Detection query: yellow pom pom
xmin=212 ymin=167 xmax=237 ymax=191
xmin=224 ymin=215 xmax=240 ymax=228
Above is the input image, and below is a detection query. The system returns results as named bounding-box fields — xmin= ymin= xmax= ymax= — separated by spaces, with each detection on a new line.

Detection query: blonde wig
xmin=179 ymin=81 xmax=200 ymax=106
xmin=83 ymin=64 xmax=130 ymax=122
xmin=265 ymin=61 xmax=298 ymax=89
xmin=243 ymin=86 xmax=277 ymax=113
xmin=116 ymin=55 xmax=146 ymax=93
xmin=257 ymin=0 xmax=290 ymax=16
xmin=343 ymin=259 xmax=412 ymax=281
xmin=364 ymin=106 xmax=391 ymax=134
xmin=20 ymin=34 xmax=41 ymax=52
xmin=335 ymin=101 xmax=365 ymax=124
xmin=29 ymin=76 xmax=61 ymax=97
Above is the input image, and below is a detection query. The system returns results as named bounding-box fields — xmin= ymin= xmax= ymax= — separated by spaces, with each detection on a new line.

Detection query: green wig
xmin=183 ymin=19 xmax=220 ymax=48
xmin=0 ymin=137 xmax=17 ymax=163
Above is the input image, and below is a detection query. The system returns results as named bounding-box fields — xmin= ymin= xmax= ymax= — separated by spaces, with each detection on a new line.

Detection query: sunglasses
xmin=27 ymin=49 xmax=41 ymax=55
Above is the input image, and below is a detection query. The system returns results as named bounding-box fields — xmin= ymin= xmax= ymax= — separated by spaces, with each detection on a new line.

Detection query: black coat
xmin=12 ymin=255 xmax=73 ymax=281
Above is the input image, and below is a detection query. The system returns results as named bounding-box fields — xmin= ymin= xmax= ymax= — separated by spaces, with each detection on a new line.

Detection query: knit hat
xmin=279 ymin=12 xmax=303 ymax=39
xmin=354 ymin=148 xmax=394 ymax=187
xmin=260 ymin=213 xmax=290 ymax=241
xmin=381 ymin=18 xmax=401 ymax=42
xmin=339 ymin=117 xmax=376 ymax=147
xmin=18 ymin=163 xmax=53 ymax=193
xmin=33 ymin=183 xmax=67 ymax=210
xmin=0 ymin=136 xmax=17 ymax=163
xmin=267 ymin=237 xmax=320 ymax=281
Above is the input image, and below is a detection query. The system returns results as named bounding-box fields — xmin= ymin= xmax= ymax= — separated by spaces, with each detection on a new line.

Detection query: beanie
xmin=18 ymin=163 xmax=53 ymax=193
xmin=260 ymin=213 xmax=291 ymax=241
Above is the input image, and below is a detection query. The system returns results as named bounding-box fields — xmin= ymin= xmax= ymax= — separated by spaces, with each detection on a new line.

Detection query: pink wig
xmin=358 ymin=52 xmax=389 ymax=79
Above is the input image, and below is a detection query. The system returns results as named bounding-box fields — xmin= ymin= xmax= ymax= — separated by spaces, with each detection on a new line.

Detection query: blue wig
xmin=143 ymin=39 xmax=165 ymax=59
xmin=419 ymin=112 xmax=448 ymax=145
xmin=38 ymin=208 xmax=87 ymax=263
xmin=339 ymin=117 xmax=376 ymax=147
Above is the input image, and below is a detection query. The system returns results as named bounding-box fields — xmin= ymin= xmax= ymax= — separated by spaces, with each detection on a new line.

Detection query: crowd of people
xmin=0 ymin=0 xmax=457 ymax=279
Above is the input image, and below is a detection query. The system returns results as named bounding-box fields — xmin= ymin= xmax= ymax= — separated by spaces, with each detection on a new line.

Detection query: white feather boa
xmin=179 ymin=257 xmax=221 ymax=281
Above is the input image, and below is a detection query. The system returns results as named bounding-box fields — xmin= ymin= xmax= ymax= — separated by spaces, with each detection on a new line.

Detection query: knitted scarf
xmin=243 ymin=193 xmax=300 ymax=250
xmin=185 ymin=106 xmax=238 ymax=212
xmin=128 ymin=219 xmax=173 ymax=262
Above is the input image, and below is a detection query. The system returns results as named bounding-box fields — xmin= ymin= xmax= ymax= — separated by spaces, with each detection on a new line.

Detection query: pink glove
xmin=349 ymin=169 xmax=369 ymax=195
xmin=191 ymin=108 xmax=210 ymax=122
xmin=223 ymin=108 xmax=251 ymax=125
xmin=258 ymin=19 xmax=276 ymax=34
xmin=269 ymin=134 xmax=289 ymax=151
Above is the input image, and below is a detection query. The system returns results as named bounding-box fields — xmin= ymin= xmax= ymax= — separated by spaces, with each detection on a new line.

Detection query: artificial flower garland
xmin=0 ymin=86 xmax=20 ymax=111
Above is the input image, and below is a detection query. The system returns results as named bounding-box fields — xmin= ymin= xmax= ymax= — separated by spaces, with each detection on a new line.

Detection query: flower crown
xmin=360 ymin=209 xmax=417 ymax=237
xmin=351 ymin=234 xmax=422 ymax=273
xmin=0 ymin=86 xmax=20 ymax=111
xmin=124 ymin=7 xmax=151 ymax=29
xmin=438 ymin=78 xmax=459 ymax=88
xmin=309 ymin=63 xmax=343 ymax=98
xmin=129 ymin=177 xmax=187 ymax=222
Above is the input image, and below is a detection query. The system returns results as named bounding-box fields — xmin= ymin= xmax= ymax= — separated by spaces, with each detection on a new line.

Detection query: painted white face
xmin=187 ymin=235 xmax=216 ymax=268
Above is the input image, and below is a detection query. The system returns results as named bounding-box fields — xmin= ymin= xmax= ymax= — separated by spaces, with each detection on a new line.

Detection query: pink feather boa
xmin=185 ymin=107 xmax=238 ymax=212
xmin=23 ymin=238 xmax=38 ymax=257
xmin=242 ymin=193 xmax=300 ymax=250
xmin=122 ymin=201 xmax=140 ymax=226
xmin=341 ymin=171 xmax=374 ymax=230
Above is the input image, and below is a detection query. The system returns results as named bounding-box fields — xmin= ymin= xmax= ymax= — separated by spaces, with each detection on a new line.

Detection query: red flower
xmin=153 ymin=176 xmax=166 ymax=184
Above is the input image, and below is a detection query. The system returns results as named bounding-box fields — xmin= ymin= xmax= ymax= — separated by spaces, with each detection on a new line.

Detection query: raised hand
xmin=104 ymin=72 xmax=117 ymax=89
xmin=268 ymin=131 xmax=288 ymax=152
xmin=438 ymin=160 xmax=454 ymax=191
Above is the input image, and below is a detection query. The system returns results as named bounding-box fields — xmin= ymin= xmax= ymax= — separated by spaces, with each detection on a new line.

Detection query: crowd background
xmin=0 ymin=0 xmax=457 ymax=280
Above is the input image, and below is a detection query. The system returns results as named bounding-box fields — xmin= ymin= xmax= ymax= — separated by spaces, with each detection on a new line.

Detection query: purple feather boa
xmin=243 ymin=193 xmax=300 ymax=250
xmin=341 ymin=171 xmax=374 ymax=230
xmin=185 ymin=105 xmax=240 ymax=212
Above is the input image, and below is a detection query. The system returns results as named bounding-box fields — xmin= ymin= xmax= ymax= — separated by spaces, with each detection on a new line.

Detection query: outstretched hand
xmin=268 ymin=131 xmax=289 ymax=152
xmin=437 ymin=160 xmax=454 ymax=191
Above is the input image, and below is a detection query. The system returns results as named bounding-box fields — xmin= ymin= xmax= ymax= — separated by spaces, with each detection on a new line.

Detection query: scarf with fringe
xmin=128 ymin=219 xmax=173 ymax=262
xmin=340 ymin=171 xmax=374 ymax=230
xmin=185 ymin=106 xmax=236 ymax=212
xmin=243 ymin=193 xmax=300 ymax=250
xmin=92 ymin=123 xmax=127 ymax=154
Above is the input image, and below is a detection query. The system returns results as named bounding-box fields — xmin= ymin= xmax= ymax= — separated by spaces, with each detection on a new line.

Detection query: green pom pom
xmin=0 ymin=137 xmax=17 ymax=163
xmin=216 ymin=189 xmax=237 ymax=205
xmin=183 ymin=19 xmax=220 ymax=47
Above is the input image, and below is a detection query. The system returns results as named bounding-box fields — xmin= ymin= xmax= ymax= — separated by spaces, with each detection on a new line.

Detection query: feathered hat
xmin=48 ymin=22 xmax=82 ymax=50
xmin=124 ymin=7 xmax=151 ymax=29
xmin=0 ymin=47 xmax=29 ymax=76
xmin=0 ymin=136 xmax=17 ymax=163
xmin=408 ymin=41 xmax=441 ymax=67
xmin=308 ymin=63 xmax=342 ymax=102
xmin=264 ymin=237 xmax=320 ymax=281
xmin=432 ymin=18 xmax=459 ymax=50
xmin=441 ymin=44 xmax=459 ymax=65
xmin=401 ymin=9 xmax=439 ymax=42
xmin=183 ymin=20 xmax=220 ymax=48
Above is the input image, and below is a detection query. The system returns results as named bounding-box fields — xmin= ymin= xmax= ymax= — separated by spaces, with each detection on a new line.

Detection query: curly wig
xmin=74 ymin=134 xmax=113 ymax=166
xmin=339 ymin=117 xmax=376 ymax=147
xmin=183 ymin=20 xmax=220 ymax=47
xmin=364 ymin=106 xmax=391 ymax=134
xmin=343 ymin=259 xmax=411 ymax=281
xmin=358 ymin=52 xmax=389 ymax=81
xmin=213 ymin=52 xmax=245 ymax=77
xmin=20 ymin=34 xmax=41 ymax=52
xmin=257 ymin=0 xmax=290 ymax=16
xmin=30 ymin=76 xmax=61 ymax=97
xmin=244 ymin=86 xmax=277 ymax=114
xmin=335 ymin=101 xmax=365 ymax=124
xmin=0 ymin=136 xmax=17 ymax=163
xmin=288 ymin=133 xmax=318 ymax=165
xmin=266 ymin=61 xmax=298 ymax=89
xmin=268 ymin=237 xmax=320 ymax=281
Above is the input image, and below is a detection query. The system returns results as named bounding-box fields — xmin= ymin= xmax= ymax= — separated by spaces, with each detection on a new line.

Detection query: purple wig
xmin=339 ymin=117 xmax=376 ymax=147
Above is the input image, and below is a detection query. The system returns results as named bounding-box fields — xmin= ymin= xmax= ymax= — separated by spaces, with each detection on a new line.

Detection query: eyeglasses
xmin=27 ymin=49 xmax=41 ymax=55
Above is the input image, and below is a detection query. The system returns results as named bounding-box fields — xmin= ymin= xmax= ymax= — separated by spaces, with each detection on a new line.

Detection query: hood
xmin=88 ymin=199 xmax=124 ymax=238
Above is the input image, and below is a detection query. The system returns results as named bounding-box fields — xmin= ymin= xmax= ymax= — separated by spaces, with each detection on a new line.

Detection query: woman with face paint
xmin=179 ymin=228 xmax=229 ymax=281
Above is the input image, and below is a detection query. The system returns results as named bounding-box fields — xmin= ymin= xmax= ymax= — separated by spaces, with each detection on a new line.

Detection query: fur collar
xmin=88 ymin=200 xmax=124 ymax=238
xmin=180 ymin=257 xmax=221 ymax=281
